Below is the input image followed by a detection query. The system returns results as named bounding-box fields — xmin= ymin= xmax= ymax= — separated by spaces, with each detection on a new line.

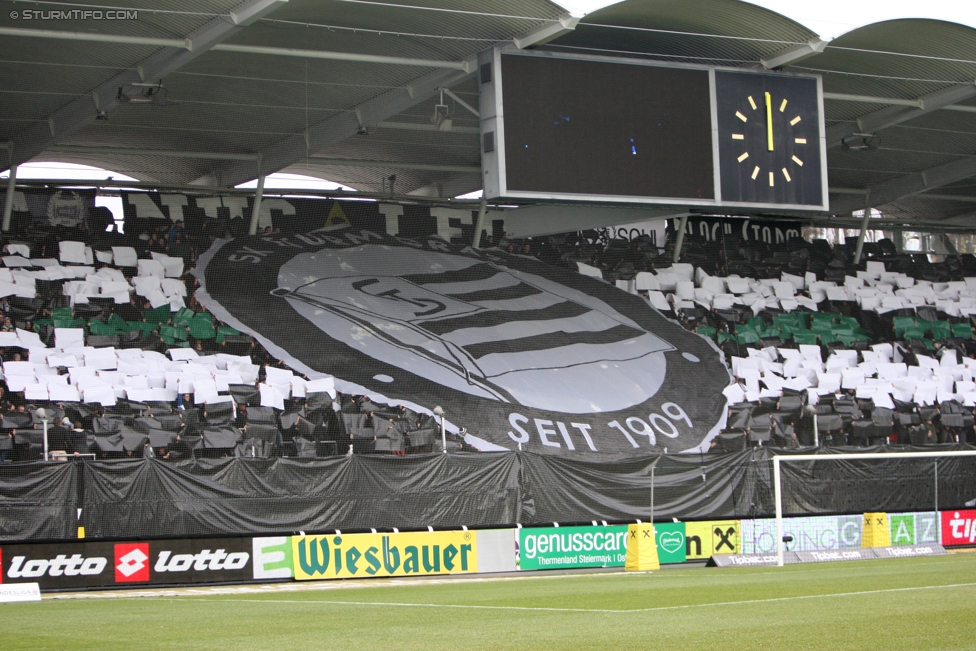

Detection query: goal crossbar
xmin=773 ymin=450 xmax=976 ymax=566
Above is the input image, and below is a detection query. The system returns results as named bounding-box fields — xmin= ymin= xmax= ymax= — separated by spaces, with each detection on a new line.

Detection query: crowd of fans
xmin=0 ymin=204 xmax=972 ymax=464
xmin=500 ymin=228 xmax=976 ymax=450
xmin=0 ymin=206 xmax=467 ymax=463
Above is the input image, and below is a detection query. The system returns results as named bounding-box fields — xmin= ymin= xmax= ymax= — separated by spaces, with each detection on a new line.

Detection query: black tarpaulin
xmin=148 ymin=429 xmax=177 ymax=448
xmin=79 ymin=453 xmax=520 ymax=539
xmin=228 ymin=385 xmax=260 ymax=405
xmin=121 ymin=432 xmax=149 ymax=451
xmin=1 ymin=447 xmax=975 ymax=542
xmin=94 ymin=434 xmax=125 ymax=452
xmin=0 ymin=462 xmax=78 ymax=540
xmin=202 ymin=428 xmax=241 ymax=449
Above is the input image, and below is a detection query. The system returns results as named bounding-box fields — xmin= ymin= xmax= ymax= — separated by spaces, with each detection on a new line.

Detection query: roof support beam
xmin=308 ymin=156 xmax=479 ymax=174
xmin=0 ymin=28 xmax=470 ymax=71
xmin=2 ymin=164 xmax=17 ymax=232
xmin=0 ymin=27 xmax=188 ymax=49
xmin=6 ymin=0 xmax=288 ymax=168
xmin=440 ymin=88 xmax=479 ymax=118
xmin=49 ymin=145 xmax=259 ymax=161
xmin=831 ymin=155 xmax=976 ymax=214
xmin=830 ymin=188 xmax=976 ymax=204
xmin=826 ymin=82 xmax=976 ymax=148
xmin=513 ymin=15 xmax=579 ymax=49
xmin=204 ymin=64 xmax=476 ymax=188
xmin=911 ymin=193 xmax=976 ymax=204
xmin=211 ymin=44 xmax=471 ymax=70
xmin=824 ymin=92 xmax=976 ymax=114
xmin=405 ymin=175 xmax=482 ymax=199
xmin=761 ymin=38 xmax=827 ymax=70
xmin=376 ymin=121 xmax=479 ymax=134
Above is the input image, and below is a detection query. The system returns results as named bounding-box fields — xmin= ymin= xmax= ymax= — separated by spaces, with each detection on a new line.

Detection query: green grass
xmin=3 ymin=555 xmax=976 ymax=650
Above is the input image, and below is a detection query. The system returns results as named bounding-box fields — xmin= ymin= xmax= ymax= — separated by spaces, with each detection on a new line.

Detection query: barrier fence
xmin=1 ymin=507 xmax=972 ymax=591
xmin=1 ymin=447 xmax=976 ymax=542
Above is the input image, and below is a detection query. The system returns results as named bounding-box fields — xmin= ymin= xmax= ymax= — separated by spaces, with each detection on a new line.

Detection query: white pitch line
xmin=168 ymin=581 xmax=976 ymax=614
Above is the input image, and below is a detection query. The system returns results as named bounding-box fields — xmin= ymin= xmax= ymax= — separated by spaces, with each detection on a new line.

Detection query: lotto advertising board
xmin=0 ymin=537 xmax=252 ymax=591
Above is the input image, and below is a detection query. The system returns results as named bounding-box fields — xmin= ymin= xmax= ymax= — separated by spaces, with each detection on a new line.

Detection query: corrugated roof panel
xmin=546 ymin=0 xmax=817 ymax=65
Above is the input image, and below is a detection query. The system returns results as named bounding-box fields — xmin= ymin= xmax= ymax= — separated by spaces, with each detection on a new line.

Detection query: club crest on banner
xmin=195 ymin=227 xmax=731 ymax=456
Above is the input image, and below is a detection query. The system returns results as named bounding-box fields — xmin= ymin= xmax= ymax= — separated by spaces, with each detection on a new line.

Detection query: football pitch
xmin=3 ymin=554 xmax=976 ymax=651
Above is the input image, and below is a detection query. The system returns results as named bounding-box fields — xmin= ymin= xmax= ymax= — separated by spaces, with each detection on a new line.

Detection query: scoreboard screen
xmin=501 ymin=55 xmax=714 ymax=200
xmin=478 ymin=49 xmax=828 ymax=212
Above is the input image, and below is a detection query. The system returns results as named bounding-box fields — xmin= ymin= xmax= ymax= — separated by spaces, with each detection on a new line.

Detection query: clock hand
xmin=765 ymin=92 xmax=774 ymax=152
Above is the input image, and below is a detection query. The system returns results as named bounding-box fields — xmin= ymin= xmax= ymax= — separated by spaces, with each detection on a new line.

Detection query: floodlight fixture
xmin=117 ymin=82 xmax=175 ymax=106
xmin=841 ymin=133 xmax=877 ymax=152
xmin=431 ymin=90 xmax=452 ymax=131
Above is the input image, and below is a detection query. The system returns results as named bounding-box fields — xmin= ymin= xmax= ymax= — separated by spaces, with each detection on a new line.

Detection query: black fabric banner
xmin=1 ymin=447 xmax=973 ymax=543
xmin=195 ymin=227 xmax=731 ymax=456
xmin=666 ymin=216 xmax=803 ymax=245
xmin=81 ymin=455 xmax=521 ymax=540
xmin=0 ymin=462 xmax=79 ymax=540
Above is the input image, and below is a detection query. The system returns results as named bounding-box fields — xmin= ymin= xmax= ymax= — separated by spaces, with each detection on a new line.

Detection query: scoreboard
xmin=478 ymin=48 xmax=828 ymax=212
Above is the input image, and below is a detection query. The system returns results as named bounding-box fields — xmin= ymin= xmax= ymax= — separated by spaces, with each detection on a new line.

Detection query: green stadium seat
xmin=143 ymin=306 xmax=171 ymax=325
xmin=793 ymin=331 xmax=818 ymax=345
xmin=952 ymin=323 xmax=973 ymax=339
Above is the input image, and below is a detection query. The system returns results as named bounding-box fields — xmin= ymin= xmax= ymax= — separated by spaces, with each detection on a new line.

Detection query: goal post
xmin=773 ymin=450 xmax=976 ymax=566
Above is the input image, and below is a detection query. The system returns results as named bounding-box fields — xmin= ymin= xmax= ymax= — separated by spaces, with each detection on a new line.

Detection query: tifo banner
xmin=196 ymin=227 xmax=730 ymax=455
xmin=518 ymin=525 xmax=628 ymax=570
xmin=941 ymin=509 xmax=976 ymax=547
xmin=600 ymin=219 xmax=666 ymax=245
xmin=0 ymin=188 xmax=508 ymax=243
xmin=292 ymin=531 xmax=478 ymax=580
xmin=0 ymin=537 xmax=252 ymax=590
xmin=666 ymin=216 xmax=803 ymax=245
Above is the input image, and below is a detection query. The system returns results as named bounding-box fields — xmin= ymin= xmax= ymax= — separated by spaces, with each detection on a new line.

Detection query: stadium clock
xmin=715 ymin=70 xmax=825 ymax=207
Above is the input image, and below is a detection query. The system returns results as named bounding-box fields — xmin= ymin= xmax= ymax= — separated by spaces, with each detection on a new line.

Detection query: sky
xmin=558 ymin=0 xmax=976 ymax=37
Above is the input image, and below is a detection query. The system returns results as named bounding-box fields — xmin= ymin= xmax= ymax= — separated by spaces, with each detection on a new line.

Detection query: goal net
xmin=767 ymin=450 xmax=976 ymax=565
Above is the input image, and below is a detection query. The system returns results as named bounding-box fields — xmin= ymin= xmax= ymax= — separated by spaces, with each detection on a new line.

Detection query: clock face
xmin=715 ymin=71 xmax=824 ymax=207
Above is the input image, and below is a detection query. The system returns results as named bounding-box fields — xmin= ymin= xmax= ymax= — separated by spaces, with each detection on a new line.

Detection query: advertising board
xmin=0 ymin=538 xmax=252 ymax=590
xmin=518 ymin=525 xmax=627 ymax=571
xmin=292 ymin=531 xmax=477 ymax=581
xmin=941 ymin=509 xmax=976 ymax=547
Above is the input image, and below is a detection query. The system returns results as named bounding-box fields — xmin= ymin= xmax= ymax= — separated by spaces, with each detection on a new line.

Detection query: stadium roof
xmin=1 ymin=0 xmax=975 ymax=228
